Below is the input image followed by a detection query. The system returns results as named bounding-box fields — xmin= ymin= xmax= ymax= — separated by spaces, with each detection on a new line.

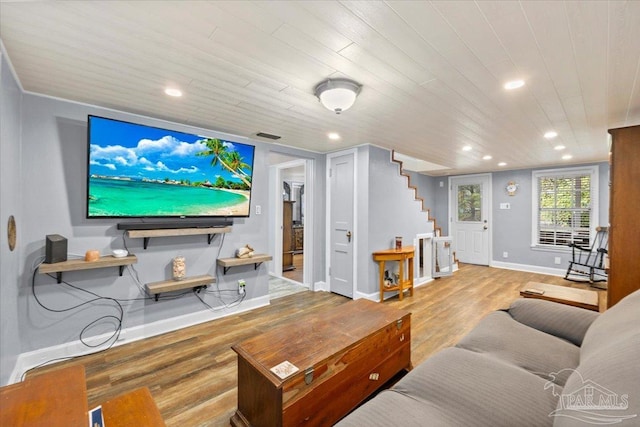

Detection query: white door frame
xmin=325 ymin=148 xmax=358 ymax=297
xmin=270 ymin=158 xmax=314 ymax=287
xmin=448 ymin=173 xmax=493 ymax=265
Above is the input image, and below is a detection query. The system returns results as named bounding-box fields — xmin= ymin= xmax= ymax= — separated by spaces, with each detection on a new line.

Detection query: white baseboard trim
xmin=490 ymin=261 xmax=566 ymax=277
xmin=314 ymin=281 xmax=328 ymax=292
xmin=10 ymin=295 xmax=270 ymax=385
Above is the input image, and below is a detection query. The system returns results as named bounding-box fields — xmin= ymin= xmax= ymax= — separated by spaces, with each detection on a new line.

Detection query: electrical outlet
xmin=503 ymin=252 xmax=508 ymax=258
xmin=554 ymin=257 xmax=562 ymax=265
xmin=238 ymin=279 xmax=246 ymax=295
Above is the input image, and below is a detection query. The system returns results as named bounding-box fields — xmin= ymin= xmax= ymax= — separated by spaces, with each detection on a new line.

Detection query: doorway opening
xmin=268 ymin=153 xmax=314 ymax=299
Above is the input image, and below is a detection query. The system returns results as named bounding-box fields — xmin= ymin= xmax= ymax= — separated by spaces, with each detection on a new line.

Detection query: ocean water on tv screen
xmin=88 ymin=177 xmax=249 ymax=217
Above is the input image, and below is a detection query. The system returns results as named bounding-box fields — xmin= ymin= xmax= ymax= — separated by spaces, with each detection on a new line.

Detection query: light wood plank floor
xmin=283 ymin=253 xmax=304 ymax=283
xmin=30 ymin=264 xmax=605 ymax=426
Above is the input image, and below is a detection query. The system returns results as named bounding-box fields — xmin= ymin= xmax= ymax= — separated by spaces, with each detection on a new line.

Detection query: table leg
xmin=398 ymin=257 xmax=404 ymax=301
xmin=379 ymin=260 xmax=385 ymax=303
xmin=408 ymin=255 xmax=414 ymax=297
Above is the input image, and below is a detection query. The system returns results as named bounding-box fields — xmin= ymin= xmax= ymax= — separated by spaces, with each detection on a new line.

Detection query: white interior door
xmin=329 ymin=153 xmax=355 ymax=298
xmin=450 ymin=174 xmax=491 ymax=265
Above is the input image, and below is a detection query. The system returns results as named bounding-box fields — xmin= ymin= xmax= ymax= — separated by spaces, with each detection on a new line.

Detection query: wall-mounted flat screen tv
xmin=87 ymin=115 xmax=255 ymax=218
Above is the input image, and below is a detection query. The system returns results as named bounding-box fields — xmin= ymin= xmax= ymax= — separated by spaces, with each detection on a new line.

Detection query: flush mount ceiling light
xmin=554 ymin=145 xmax=566 ymax=151
xmin=328 ymin=132 xmax=341 ymax=140
xmin=562 ymin=154 xmax=573 ymax=160
xmin=483 ymin=155 xmax=493 ymax=160
xmin=164 ymin=87 xmax=183 ymax=97
xmin=498 ymin=162 xmax=507 ymax=167
xmin=462 ymin=145 xmax=472 ymax=152
xmin=504 ymin=79 xmax=525 ymax=90
xmin=314 ymin=78 xmax=362 ymax=114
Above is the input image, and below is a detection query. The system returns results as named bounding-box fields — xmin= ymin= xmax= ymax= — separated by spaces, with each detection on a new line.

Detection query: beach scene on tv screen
xmin=88 ymin=117 xmax=254 ymax=217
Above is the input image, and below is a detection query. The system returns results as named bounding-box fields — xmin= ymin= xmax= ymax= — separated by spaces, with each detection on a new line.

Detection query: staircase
xmin=391 ymin=150 xmax=458 ymax=269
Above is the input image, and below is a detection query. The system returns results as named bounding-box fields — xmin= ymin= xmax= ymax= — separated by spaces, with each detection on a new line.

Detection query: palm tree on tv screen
xmin=197 ymin=138 xmax=252 ymax=188
xmin=227 ymin=151 xmax=252 ymax=180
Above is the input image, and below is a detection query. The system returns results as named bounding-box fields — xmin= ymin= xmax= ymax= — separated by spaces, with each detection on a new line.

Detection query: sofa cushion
xmin=508 ymin=298 xmax=598 ymax=346
xmin=581 ymin=288 xmax=640 ymax=360
xmin=455 ymin=311 xmax=580 ymax=386
xmin=552 ymin=289 xmax=640 ymax=426
xmin=336 ymin=347 xmax=559 ymax=427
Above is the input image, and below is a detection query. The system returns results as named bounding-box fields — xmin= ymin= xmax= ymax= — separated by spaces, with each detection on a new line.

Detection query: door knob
xmin=483 ymin=225 xmax=488 ymax=230
xmin=347 ymin=231 xmax=352 ymax=242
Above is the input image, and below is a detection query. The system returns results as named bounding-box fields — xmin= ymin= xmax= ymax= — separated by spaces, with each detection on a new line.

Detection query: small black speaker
xmin=45 ymin=234 xmax=67 ymax=264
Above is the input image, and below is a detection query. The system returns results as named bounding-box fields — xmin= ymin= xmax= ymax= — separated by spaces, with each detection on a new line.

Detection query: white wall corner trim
xmin=9 ymin=295 xmax=270 ymax=385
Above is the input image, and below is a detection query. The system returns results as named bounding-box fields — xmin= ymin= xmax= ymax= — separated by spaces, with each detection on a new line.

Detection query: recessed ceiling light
xmin=498 ymin=162 xmax=507 ymax=167
xmin=462 ymin=145 xmax=472 ymax=152
xmin=328 ymin=132 xmax=340 ymax=140
xmin=544 ymin=131 xmax=558 ymax=139
xmin=562 ymin=154 xmax=573 ymax=160
xmin=164 ymin=87 xmax=183 ymax=97
xmin=504 ymin=80 xmax=525 ymax=90
xmin=554 ymin=145 xmax=566 ymax=151
xmin=482 ymin=155 xmax=492 ymax=160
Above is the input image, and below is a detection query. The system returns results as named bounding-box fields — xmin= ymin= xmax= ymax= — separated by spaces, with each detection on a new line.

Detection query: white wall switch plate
xmin=255 ymin=205 xmax=261 ymax=215
xmin=500 ymin=203 xmax=511 ymax=210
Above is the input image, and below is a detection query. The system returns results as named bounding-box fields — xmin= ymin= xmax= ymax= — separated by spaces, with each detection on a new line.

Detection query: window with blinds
xmin=532 ymin=167 xmax=598 ymax=248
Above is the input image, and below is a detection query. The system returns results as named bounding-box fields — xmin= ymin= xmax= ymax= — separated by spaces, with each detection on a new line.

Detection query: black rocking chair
xmin=565 ymin=226 xmax=608 ymax=285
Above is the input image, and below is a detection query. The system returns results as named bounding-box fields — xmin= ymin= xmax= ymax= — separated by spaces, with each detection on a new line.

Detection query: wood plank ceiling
xmin=1 ymin=1 xmax=639 ymax=176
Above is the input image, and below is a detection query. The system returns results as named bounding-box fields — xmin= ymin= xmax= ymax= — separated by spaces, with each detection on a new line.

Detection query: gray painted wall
xmin=7 ymin=92 xmax=326 ymax=380
xmin=408 ymin=171 xmax=441 ymax=231
xmin=490 ymin=163 xmax=609 ymax=268
xmin=409 ymin=163 xmax=609 ymax=271
xmin=362 ymin=146 xmax=434 ymax=296
xmin=0 ymin=52 xmax=23 ymax=385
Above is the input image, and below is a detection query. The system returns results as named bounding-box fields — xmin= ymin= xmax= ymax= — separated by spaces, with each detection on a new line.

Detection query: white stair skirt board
xmin=10 ymin=295 xmax=270 ymax=385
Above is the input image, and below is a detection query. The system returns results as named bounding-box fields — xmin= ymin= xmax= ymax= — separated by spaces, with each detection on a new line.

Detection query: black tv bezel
xmin=86 ymin=115 xmax=255 ymax=220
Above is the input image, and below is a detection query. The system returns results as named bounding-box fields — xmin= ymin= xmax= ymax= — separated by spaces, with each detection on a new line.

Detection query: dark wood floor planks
xmin=29 ymin=264 xmax=605 ymax=426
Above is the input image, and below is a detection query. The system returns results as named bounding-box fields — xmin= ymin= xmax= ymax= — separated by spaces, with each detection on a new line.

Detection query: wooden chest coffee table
xmin=230 ymin=299 xmax=411 ymax=427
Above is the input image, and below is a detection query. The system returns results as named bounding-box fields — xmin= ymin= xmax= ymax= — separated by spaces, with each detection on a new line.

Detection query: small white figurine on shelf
xmin=236 ymin=244 xmax=255 ymax=259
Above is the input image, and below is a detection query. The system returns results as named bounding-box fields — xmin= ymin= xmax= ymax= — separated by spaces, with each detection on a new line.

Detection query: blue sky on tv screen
xmin=88 ymin=117 xmax=254 ymax=184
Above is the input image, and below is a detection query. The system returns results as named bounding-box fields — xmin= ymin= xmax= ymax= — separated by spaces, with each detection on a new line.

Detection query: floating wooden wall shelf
xmin=217 ymin=254 xmax=272 ymax=275
xmin=126 ymin=226 xmax=232 ymax=249
xmin=38 ymin=255 xmax=138 ymax=283
xmin=146 ymin=274 xmax=215 ymax=301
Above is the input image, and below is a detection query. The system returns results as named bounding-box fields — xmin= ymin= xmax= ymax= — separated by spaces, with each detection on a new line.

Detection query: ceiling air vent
xmin=256 ymin=132 xmax=281 ymax=140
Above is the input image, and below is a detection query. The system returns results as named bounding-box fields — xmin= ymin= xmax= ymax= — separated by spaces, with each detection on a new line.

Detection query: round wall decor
xmin=505 ymin=181 xmax=519 ymax=196
xmin=7 ymin=215 xmax=17 ymax=251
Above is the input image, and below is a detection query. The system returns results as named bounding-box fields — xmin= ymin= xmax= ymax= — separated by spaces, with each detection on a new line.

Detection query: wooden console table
xmin=372 ymin=246 xmax=415 ymax=302
xmin=230 ymin=299 xmax=411 ymax=427
xmin=520 ymin=282 xmax=600 ymax=312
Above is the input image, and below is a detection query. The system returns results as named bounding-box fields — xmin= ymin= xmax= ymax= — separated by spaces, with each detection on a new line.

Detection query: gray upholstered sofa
xmin=337 ymin=289 xmax=640 ymax=426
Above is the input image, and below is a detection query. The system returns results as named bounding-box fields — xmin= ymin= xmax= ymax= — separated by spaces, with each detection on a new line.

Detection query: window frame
xmin=531 ymin=165 xmax=599 ymax=251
